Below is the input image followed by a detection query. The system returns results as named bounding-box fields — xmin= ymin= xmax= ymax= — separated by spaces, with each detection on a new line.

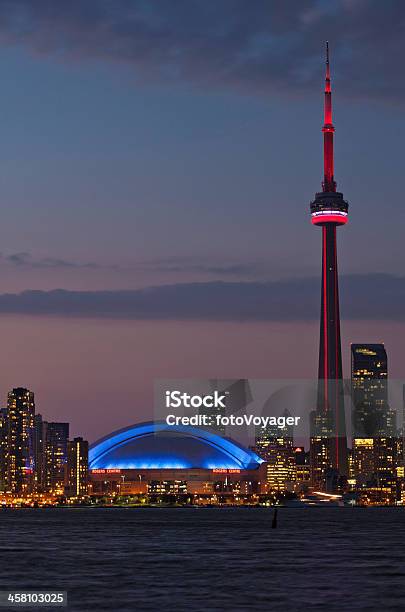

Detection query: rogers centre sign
xmin=91 ymin=469 xmax=121 ymax=474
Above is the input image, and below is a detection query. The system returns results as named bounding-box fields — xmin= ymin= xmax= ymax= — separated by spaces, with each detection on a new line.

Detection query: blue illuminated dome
xmin=89 ymin=421 xmax=263 ymax=470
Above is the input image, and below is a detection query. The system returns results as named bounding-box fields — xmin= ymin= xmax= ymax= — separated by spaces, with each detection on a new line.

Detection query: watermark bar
xmin=0 ymin=592 xmax=67 ymax=607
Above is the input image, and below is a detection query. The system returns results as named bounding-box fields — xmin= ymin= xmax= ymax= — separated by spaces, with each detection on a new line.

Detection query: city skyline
xmin=0 ymin=386 xmax=88 ymax=499
xmin=1 ymin=6 xmax=405 ymax=612
xmin=0 ymin=2 xmax=405 ymax=441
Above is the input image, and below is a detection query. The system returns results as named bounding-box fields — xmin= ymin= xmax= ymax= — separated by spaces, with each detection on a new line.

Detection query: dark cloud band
xmin=0 ymin=274 xmax=402 ymax=320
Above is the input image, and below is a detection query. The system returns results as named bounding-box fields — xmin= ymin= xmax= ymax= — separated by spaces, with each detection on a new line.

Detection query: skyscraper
xmin=351 ymin=344 xmax=392 ymax=437
xmin=66 ymin=437 xmax=89 ymax=498
xmin=351 ymin=344 xmax=397 ymax=502
xmin=33 ymin=417 xmax=70 ymax=494
xmin=255 ymin=409 xmax=296 ymax=491
xmin=44 ymin=422 xmax=69 ymax=494
xmin=310 ymin=43 xmax=349 ymax=487
xmin=6 ymin=388 xmax=35 ymax=494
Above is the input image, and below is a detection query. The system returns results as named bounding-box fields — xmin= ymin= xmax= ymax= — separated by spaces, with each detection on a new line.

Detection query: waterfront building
xmin=33 ymin=417 xmax=70 ymax=494
xmin=66 ymin=437 xmax=89 ymax=497
xmin=351 ymin=344 xmax=397 ymax=503
xmin=5 ymin=388 xmax=35 ymax=494
xmin=351 ymin=344 xmax=394 ymax=436
xmin=44 ymin=422 xmax=69 ymax=494
xmin=88 ymin=421 xmax=265 ymax=501
xmin=255 ymin=410 xmax=296 ymax=491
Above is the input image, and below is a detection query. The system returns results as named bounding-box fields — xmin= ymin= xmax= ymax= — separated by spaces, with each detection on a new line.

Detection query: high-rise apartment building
xmin=66 ymin=437 xmax=89 ymax=497
xmin=33 ymin=417 xmax=69 ymax=494
xmin=44 ymin=422 xmax=69 ymax=494
xmin=5 ymin=388 xmax=35 ymax=494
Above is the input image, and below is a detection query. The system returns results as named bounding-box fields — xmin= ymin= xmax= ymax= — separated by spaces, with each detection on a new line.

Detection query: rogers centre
xmin=88 ymin=421 xmax=267 ymax=500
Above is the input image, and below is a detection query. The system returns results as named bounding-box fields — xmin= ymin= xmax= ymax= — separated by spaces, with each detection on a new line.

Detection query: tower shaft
xmin=320 ymin=225 xmax=341 ymax=383
xmin=318 ymin=224 xmax=347 ymax=473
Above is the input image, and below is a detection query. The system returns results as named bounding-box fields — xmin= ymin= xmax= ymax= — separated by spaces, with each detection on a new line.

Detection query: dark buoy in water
xmin=272 ymin=507 xmax=278 ymax=528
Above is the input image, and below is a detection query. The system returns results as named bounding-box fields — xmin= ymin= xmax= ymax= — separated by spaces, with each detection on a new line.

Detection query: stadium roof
xmin=89 ymin=421 xmax=263 ymax=470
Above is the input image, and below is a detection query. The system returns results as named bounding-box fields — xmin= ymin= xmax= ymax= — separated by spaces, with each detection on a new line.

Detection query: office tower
xmin=310 ymin=43 xmax=349 ymax=487
xmin=351 ymin=344 xmax=395 ymax=436
xmin=351 ymin=344 xmax=397 ymax=502
xmin=255 ymin=409 xmax=296 ymax=491
xmin=44 ymin=422 xmax=69 ymax=494
xmin=66 ymin=437 xmax=89 ymax=497
xmin=5 ymin=388 xmax=35 ymax=494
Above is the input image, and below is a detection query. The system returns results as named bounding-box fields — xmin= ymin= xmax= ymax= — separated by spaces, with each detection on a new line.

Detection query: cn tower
xmin=310 ymin=43 xmax=348 ymax=487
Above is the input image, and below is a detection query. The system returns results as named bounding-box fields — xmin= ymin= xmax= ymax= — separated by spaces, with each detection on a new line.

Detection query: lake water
xmin=0 ymin=507 xmax=404 ymax=611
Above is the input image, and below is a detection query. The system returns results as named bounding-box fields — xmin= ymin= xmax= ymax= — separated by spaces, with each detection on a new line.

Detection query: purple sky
xmin=0 ymin=1 xmax=405 ymax=441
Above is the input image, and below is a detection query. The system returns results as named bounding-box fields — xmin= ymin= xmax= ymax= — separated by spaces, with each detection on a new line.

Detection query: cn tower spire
xmin=322 ymin=41 xmax=335 ymax=192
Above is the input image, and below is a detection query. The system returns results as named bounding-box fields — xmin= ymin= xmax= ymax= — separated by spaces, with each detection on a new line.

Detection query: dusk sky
xmin=0 ymin=1 xmax=405 ymax=441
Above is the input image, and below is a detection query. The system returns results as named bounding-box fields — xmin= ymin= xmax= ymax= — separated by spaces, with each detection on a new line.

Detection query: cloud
xmin=0 ymin=251 xmax=271 ymax=278
xmin=0 ymin=273 xmax=403 ymax=321
xmin=0 ymin=252 xmax=99 ymax=269
xmin=0 ymin=0 xmax=403 ymax=104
